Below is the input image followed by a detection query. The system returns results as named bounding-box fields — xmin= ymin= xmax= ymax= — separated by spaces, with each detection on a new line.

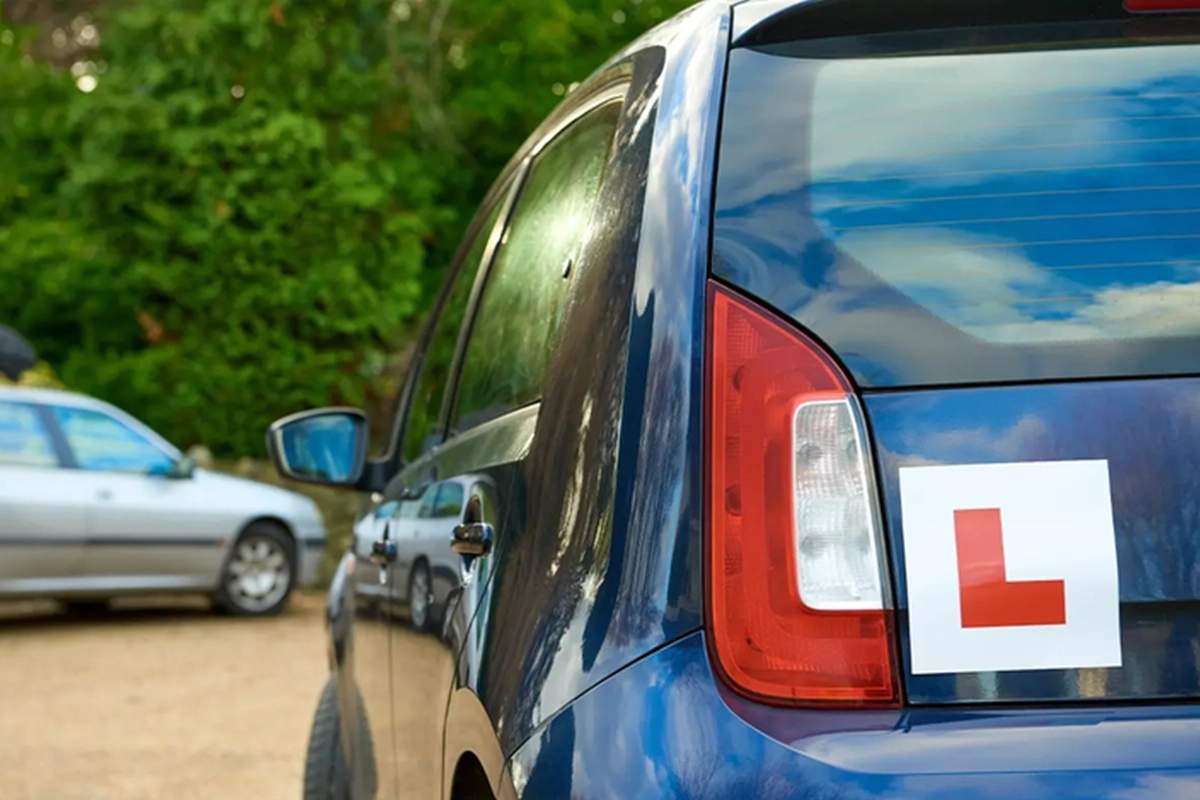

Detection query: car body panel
xmin=79 ymin=469 xmax=309 ymax=587
xmin=0 ymin=464 xmax=90 ymax=592
xmin=506 ymin=631 xmax=1200 ymax=800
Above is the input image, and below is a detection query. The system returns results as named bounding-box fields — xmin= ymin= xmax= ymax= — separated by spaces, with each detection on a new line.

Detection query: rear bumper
xmin=507 ymin=631 xmax=1200 ymax=799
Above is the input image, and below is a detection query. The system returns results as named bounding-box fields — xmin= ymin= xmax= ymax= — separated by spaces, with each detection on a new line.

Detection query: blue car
xmin=268 ymin=0 xmax=1200 ymax=797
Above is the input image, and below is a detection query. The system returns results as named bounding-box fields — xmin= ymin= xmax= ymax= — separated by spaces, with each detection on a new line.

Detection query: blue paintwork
xmin=510 ymin=631 xmax=1200 ymax=799
xmin=866 ymin=380 xmax=1200 ymax=704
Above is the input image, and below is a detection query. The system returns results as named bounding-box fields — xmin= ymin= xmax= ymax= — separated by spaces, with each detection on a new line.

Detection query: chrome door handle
xmin=451 ymin=522 xmax=493 ymax=558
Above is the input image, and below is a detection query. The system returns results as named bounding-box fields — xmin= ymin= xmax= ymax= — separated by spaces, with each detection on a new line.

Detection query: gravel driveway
xmin=0 ymin=593 xmax=329 ymax=800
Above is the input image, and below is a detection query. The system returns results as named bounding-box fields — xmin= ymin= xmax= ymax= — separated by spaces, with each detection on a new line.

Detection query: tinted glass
xmin=452 ymin=102 xmax=621 ymax=433
xmin=401 ymin=196 xmax=508 ymax=463
xmin=715 ymin=28 xmax=1200 ymax=386
xmin=0 ymin=402 xmax=57 ymax=468
xmin=52 ymin=406 xmax=176 ymax=474
xmin=433 ymin=482 xmax=464 ymax=518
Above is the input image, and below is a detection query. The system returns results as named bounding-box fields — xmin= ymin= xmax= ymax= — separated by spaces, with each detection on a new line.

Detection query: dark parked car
xmin=269 ymin=1 xmax=1200 ymax=797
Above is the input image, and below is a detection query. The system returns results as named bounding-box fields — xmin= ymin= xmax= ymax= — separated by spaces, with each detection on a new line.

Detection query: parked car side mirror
xmin=168 ymin=455 xmax=197 ymax=480
xmin=267 ymin=408 xmax=370 ymax=488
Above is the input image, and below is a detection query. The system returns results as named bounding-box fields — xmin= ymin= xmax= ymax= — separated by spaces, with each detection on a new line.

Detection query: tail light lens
xmin=1126 ymin=1 xmax=1200 ymax=11
xmin=706 ymin=282 xmax=899 ymax=706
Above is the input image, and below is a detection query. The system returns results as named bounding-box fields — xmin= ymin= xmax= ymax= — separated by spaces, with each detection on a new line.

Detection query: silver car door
xmin=50 ymin=404 xmax=221 ymax=590
xmin=0 ymin=401 xmax=87 ymax=593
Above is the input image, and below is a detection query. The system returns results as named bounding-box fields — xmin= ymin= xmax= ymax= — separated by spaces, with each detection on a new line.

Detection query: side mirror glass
xmin=168 ymin=455 xmax=197 ymax=480
xmin=267 ymin=408 xmax=369 ymax=488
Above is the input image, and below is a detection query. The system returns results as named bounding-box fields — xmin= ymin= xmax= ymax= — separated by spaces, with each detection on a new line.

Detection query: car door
xmin=388 ymin=90 xmax=629 ymax=798
xmin=0 ymin=400 xmax=87 ymax=592
xmin=48 ymin=404 xmax=220 ymax=589
xmin=348 ymin=173 xmax=519 ymax=800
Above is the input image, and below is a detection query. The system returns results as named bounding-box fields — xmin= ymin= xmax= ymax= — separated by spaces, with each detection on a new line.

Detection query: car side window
xmin=373 ymin=500 xmax=400 ymax=520
xmin=51 ymin=406 xmax=176 ymax=475
xmin=0 ymin=402 xmax=58 ymax=468
xmin=433 ymin=482 xmax=464 ymax=518
xmin=397 ymin=496 xmax=423 ymax=519
xmin=450 ymin=101 xmax=622 ymax=435
xmin=399 ymin=193 xmax=510 ymax=465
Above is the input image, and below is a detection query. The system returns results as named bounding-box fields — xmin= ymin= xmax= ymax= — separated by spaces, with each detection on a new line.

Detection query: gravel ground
xmin=0 ymin=592 xmax=329 ymax=800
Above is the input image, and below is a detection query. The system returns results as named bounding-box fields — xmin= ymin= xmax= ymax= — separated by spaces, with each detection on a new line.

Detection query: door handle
xmin=369 ymin=539 xmax=397 ymax=566
xmin=451 ymin=522 xmax=493 ymax=558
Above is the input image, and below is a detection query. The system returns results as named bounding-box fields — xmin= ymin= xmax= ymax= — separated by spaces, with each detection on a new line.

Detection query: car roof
xmin=0 ymin=385 xmax=182 ymax=456
xmin=0 ymin=385 xmax=111 ymax=411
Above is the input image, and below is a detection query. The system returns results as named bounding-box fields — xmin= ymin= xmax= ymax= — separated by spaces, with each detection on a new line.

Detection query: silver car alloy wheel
xmin=225 ymin=535 xmax=292 ymax=613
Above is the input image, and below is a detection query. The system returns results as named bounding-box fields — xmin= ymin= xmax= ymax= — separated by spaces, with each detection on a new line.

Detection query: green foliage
xmin=0 ymin=361 xmax=68 ymax=389
xmin=0 ymin=0 xmax=692 ymax=457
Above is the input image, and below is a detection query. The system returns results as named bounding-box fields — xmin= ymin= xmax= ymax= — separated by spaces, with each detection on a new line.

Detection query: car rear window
xmin=713 ymin=22 xmax=1200 ymax=387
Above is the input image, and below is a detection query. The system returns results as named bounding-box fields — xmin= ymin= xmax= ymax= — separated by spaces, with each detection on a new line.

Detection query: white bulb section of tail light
xmin=792 ymin=398 xmax=885 ymax=611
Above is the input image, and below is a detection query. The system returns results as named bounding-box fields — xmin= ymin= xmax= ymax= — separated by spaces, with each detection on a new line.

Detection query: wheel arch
xmin=236 ymin=514 xmax=297 ymax=549
xmin=450 ymin=751 xmax=495 ymax=800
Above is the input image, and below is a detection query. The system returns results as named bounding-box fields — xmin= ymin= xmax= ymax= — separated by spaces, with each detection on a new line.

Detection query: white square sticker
xmin=899 ymin=460 xmax=1121 ymax=676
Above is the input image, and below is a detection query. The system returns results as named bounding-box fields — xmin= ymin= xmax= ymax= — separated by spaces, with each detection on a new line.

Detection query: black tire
xmin=213 ymin=521 xmax=297 ymax=616
xmin=408 ymin=560 xmax=435 ymax=633
xmin=303 ymin=677 xmax=377 ymax=800
xmin=60 ymin=599 xmax=110 ymax=616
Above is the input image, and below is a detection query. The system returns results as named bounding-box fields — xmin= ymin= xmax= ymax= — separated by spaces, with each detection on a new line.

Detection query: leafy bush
xmin=0 ymin=0 xmax=691 ymax=457
xmin=0 ymin=361 xmax=68 ymax=389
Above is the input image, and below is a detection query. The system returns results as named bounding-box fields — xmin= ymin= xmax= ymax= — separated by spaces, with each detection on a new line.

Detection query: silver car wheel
xmin=225 ymin=535 xmax=292 ymax=613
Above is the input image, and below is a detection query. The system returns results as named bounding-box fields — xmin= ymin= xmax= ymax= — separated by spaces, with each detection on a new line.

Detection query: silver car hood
xmin=192 ymin=469 xmax=321 ymax=521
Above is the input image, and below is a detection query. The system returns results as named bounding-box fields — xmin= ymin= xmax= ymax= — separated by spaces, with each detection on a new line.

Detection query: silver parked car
xmin=0 ymin=386 xmax=326 ymax=614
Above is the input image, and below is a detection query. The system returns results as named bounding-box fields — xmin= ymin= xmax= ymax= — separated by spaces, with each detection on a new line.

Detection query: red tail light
xmin=1126 ymin=0 xmax=1200 ymax=11
xmin=705 ymin=282 xmax=899 ymax=706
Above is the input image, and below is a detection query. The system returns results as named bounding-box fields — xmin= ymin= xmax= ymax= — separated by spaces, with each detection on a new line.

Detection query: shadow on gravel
xmin=0 ymin=592 xmax=322 ymax=632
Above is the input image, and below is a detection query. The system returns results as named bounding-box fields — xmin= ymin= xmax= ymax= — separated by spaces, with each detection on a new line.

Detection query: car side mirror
xmin=168 ymin=455 xmax=197 ymax=480
xmin=267 ymin=408 xmax=371 ymax=488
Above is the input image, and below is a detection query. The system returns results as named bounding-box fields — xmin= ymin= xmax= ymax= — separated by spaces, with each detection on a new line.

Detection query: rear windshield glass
xmin=714 ymin=23 xmax=1200 ymax=387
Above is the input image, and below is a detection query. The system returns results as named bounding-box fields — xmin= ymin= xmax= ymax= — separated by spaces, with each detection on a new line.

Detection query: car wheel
xmin=303 ymin=677 xmax=377 ymax=800
xmin=214 ymin=521 xmax=296 ymax=616
xmin=409 ymin=560 xmax=434 ymax=632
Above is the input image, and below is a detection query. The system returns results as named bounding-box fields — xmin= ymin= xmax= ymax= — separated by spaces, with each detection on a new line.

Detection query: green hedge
xmin=0 ymin=0 xmax=691 ymax=458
